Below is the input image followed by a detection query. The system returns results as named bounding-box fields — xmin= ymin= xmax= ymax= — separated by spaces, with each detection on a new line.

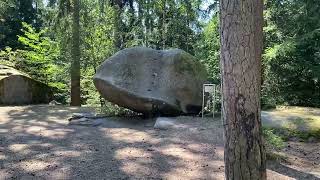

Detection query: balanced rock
xmin=94 ymin=47 xmax=207 ymax=116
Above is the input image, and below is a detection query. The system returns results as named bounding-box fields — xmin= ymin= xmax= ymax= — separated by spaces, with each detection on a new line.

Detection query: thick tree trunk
xmin=219 ymin=0 xmax=266 ymax=179
xmin=70 ymin=0 xmax=81 ymax=106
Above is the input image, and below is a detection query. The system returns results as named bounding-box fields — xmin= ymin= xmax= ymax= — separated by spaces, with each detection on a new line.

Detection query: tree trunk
xmin=145 ymin=0 xmax=150 ymax=47
xmin=137 ymin=0 xmax=144 ymax=45
xmin=162 ymin=0 xmax=166 ymax=49
xmin=219 ymin=0 xmax=266 ymax=179
xmin=70 ymin=0 xmax=81 ymax=106
xmin=113 ymin=5 xmax=122 ymax=49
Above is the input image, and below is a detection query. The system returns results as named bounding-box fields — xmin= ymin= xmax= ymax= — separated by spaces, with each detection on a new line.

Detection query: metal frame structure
xmin=202 ymin=84 xmax=216 ymax=118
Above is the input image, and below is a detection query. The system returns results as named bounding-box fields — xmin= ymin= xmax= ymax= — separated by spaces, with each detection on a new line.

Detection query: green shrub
xmin=263 ymin=128 xmax=285 ymax=150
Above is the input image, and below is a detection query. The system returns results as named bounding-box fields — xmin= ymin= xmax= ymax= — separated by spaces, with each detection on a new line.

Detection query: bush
xmin=263 ymin=128 xmax=285 ymax=150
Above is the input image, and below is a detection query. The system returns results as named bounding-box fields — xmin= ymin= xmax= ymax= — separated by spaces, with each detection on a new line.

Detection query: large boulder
xmin=0 ymin=65 xmax=53 ymax=105
xmin=94 ymin=47 xmax=207 ymax=116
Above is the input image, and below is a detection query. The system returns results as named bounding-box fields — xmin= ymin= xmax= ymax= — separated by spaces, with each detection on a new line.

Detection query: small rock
xmin=49 ymin=100 xmax=62 ymax=106
xmin=154 ymin=117 xmax=177 ymax=130
xmin=69 ymin=112 xmax=96 ymax=120
xmin=68 ymin=117 xmax=92 ymax=126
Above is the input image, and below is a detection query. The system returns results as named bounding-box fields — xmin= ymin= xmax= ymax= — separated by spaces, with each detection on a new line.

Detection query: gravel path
xmin=0 ymin=105 xmax=319 ymax=180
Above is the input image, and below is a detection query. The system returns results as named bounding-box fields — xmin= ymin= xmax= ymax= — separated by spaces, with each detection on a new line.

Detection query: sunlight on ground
xmin=19 ymin=160 xmax=52 ymax=172
xmin=106 ymin=129 xmax=155 ymax=143
xmin=266 ymin=106 xmax=320 ymax=131
xmin=9 ymin=144 xmax=30 ymax=153
xmin=0 ymin=105 xmax=319 ymax=179
xmin=0 ymin=154 xmax=6 ymax=160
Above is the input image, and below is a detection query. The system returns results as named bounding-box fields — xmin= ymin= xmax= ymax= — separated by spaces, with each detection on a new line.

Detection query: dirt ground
xmin=0 ymin=105 xmax=319 ymax=180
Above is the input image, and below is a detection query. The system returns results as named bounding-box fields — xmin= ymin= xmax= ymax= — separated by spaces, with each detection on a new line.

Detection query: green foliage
xmin=269 ymin=127 xmax=320 ymax=142
xmin=263 ymin=128 xmax=285 ymax=150
xmin=0 ymin=0 xmax=42 ymax=49
xmin=0 ymin=0 xmax=214 ymax=108
xmin=196 ymin=15 xmax=220 ymax=84
xmin=262 ymin=0 xmax=320 ymax=107
xmin=82 ymin=1 xmax=116 ymax=68
xmin=0 ymin=47 xmax=23 ymax=66
xmin=0 ymin=22 xmax=68 ymax=103
xmin=2 ymin=0 xmax=319 ymax=112
xmin=288 ymin=129 xmax=320 ymax=141
xmin=17 ymin=22 xmax=62 ymax=85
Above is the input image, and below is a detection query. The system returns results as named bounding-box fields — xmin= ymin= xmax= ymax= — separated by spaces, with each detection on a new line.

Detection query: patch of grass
xmin=264 ymin=106 xmax=320 ymax=141
xmin=284 ymin=128 xmax=320 ymax=141
xmin=264 ymin=127 xmax=320 ymax=142
xmin=263 ymin=128 xmax=289 ymax=161
xmin=263 ymin=128 xmax=285 ymax=150
xmin=266 ymin=151 xmax=288 ymax=162
xmin=273 ymin=107 xmax=320 ymax=129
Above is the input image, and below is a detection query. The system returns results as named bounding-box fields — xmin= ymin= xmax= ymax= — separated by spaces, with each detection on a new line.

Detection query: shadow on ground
xmin=267 ymin=161 xmax=320 ymax=180
xmin=0 ymin=105 xmax=319 ymax=179
xmin=0 ymin=105 xmax=224 ymax=179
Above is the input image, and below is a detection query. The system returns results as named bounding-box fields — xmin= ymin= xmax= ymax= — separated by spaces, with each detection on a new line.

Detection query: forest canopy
xmin=0 ymin=0 xmax=319 ymax=108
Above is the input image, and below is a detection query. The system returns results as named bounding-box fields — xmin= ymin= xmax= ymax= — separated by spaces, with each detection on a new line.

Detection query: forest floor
xmin=262 ymin=106 xmax=320 ymax=134
xmin=0 ymin=105 xmax=319 ymax=180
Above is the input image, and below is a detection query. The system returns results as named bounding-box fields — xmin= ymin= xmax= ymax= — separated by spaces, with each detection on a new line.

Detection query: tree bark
xmin=219 ymin=0 xmax=266 ymax=179
xmin=70 ymin=0 xmax=81 ymax=106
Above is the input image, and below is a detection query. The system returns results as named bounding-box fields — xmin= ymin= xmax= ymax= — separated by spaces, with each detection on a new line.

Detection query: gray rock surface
xmin=0 ymin=65 xmax=53 ymax=105
xmin=68 ymin=112 xmax=109 ymax=126
xmin=154 ymin=117 xmax=179 ymax=130
xmin=154 ymin=117 xmax=177 ymax=129
xmin=94 ymin=47 xmax=207 ymax=116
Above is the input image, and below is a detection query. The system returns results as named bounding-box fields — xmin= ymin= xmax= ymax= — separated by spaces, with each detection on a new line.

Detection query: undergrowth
xmin=264 ymin=127 xmax=320 ymax=142
xmin=263 ymin=126 xmax=319 ymax=161
xmin=263 ymin=128 xmax=285 ymax=150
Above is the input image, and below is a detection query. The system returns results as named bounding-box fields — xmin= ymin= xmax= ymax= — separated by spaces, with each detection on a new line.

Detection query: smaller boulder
xmin=154 ymin=117 xmax=179 ymax=130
